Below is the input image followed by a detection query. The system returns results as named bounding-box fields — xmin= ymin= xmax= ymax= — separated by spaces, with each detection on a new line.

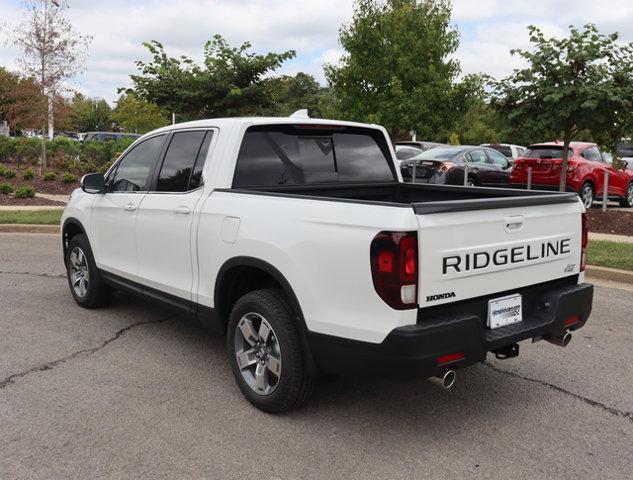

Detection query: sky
xmin=1 ymin=0 xmax=633 ymax=105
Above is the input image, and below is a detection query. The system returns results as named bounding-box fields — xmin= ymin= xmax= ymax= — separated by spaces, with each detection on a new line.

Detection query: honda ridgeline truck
xmin=61 ymin=114 xmax=593 ymax=412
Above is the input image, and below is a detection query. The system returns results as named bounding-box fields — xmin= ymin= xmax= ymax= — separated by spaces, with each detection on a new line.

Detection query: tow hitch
xmin=492 ymin=343 xmax=519 ymax=360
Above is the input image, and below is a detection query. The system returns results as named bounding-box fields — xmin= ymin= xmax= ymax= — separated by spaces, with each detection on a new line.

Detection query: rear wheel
xmin=227 ymin=289 xmax=315 ymax=413
xmin=65 ymin=234 xmax=112 ymax=308
xmin=466 ymin=177 xmax=477 ymax=187
xmin=579 ymin=182 xmax=594 ymax=209
xmin=618 ymin=183 xmax=633 ymax=208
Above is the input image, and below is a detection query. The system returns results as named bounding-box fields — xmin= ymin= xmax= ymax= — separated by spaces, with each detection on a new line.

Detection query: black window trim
xmin=106 ymin=133 xmax=168 ymax=194
xmin=145 ymin=127 xmax=216 ymax=195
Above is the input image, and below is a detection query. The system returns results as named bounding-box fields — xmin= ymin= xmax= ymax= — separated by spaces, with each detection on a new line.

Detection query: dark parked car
xmin=617 ymin=141 xmax=633 ymax=158
xmin=400 ymin=146 xmax=513 ymax=187
xmin=395 ymin=144 xmax=424 ymax=161
xmin=82 ymin=132 xmax=141 ymax=142
xmin=396 ymin=140 xmax=446 ymax=151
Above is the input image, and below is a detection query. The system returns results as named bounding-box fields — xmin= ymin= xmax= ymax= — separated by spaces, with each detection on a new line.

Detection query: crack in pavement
xmin=0 ymin=315 xmax=173 ymax=391
xmin=483 ymin=361 xmax=633 ymax=424
xmin=0 ymin=270 xmax=67 ymax=279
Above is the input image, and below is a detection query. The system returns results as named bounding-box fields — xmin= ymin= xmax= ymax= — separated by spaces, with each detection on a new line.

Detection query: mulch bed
xmin=0 ymin=195 xmax=66 ymax=206
xmin=587 ymin=208 xmax=633 ymax=236
xmin=0 ymin=164 xmax=78 ymax=195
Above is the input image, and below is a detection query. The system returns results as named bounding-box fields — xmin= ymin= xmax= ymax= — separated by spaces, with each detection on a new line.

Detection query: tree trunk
xmin=47 ymin=94 xmax=54 ymax=140
xmin=40 ymin=121 xmax=47 ymax=174
xmin=559 ymin=134 xmax=571 ymax=192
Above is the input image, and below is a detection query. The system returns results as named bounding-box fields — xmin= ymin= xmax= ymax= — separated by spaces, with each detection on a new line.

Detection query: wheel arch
xmin=213 ymin=256 xmax=316 ymax=372
xmin=61 ymin=217 xmax=87 ymax=258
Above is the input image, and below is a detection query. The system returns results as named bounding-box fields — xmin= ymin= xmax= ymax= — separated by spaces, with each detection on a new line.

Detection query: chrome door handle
xmin=173 ymin=206 xmax=191 ymax=215
xmin=124 ymin=203 xmax=136 ymax=212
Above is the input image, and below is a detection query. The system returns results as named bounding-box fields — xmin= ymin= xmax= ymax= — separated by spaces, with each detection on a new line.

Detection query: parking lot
xmin=1 ymin=232 xmax=632 ymax=479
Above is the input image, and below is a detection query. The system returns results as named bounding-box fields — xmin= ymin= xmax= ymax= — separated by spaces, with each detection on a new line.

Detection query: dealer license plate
xmin=487 ymin=293 xmax=522 ymax=329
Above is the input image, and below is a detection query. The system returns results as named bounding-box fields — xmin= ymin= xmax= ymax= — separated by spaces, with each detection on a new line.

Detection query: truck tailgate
xmin=416 ymin=199 xmax=584 ymax=307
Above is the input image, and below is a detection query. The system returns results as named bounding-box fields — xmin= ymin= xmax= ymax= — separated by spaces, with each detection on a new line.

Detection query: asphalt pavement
xmin=1 ymin=233 xmax=632 ymax=479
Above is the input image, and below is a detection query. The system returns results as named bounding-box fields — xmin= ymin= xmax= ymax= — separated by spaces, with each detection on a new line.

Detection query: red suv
xmin=509 ymin=142 xmax=633 ymax=209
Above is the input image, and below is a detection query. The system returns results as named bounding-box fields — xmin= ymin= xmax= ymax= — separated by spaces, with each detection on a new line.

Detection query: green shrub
xmin=0 ymin=164 xmax=6 ymax=175
xmin=0 ymin=183 xmax=14 ymax=194
xmin=43 ymin=171 xmax=57 ymax=181
xmin=2 ymin=168 xmax=16 ymax=178
xmin=60 ymin=172 xmax=78 ymax=183
xmin=23 ymin=167 xmax=34 ymax=180
xmin=14 ymin=186 xmax=36 ymax=198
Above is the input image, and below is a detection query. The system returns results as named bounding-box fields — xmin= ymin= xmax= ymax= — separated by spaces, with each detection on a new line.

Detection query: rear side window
xmin=156 ymin=130 xmax=212 ymax=192
xmin=233 ymin=125 xmax=394 ymax=187
xmin=465 ymin=149 xmax=487 ymax=164
xmin=110 ymin=134 xmax=165 ymax=192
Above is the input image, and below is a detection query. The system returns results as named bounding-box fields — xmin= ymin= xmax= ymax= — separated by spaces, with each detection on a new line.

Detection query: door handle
xmin=173 ymin=206 xmax=191 ymax=215
xmin=124 ymin=203 xmax=136 ymax=212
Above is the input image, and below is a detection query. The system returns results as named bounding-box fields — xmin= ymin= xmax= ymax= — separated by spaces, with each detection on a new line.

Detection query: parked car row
xmin=400 ymin=139 xmax=633 ymax=208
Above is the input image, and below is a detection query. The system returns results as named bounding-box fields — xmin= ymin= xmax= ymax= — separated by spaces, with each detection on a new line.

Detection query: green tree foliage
xmin=71 ymin=93 xmax=112 ymax=131
xmin=127 ymin=35 xmax=296 ymax=119
xmin=263 ymin=73 xmax=334 ymax=118
xmin=111 ymin=93 xmax=168 ymax=133
xmin=325 ymin=0 xmax=475 ymax=141
xmin=492 ymin=24 xmax=633 ymax=190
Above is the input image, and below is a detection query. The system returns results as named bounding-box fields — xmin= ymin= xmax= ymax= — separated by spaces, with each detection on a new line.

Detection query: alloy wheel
xmin=581 ymin=184 xmax=594 ymax=209
xmin=234 ymin=313 xmax=282 ymax=395
xmin=628 ymin=184 xmax=633 ymax=207
xmin=69 ymin=246 xmax=89 ymax=298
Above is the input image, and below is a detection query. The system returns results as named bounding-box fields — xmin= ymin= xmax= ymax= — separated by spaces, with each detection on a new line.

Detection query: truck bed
xmin=224 ymin=182 xmax=580 ymax=214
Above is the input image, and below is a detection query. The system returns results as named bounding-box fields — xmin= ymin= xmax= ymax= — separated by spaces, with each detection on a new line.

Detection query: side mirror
xmin=81 ymin=173 xmax=105 ymax=194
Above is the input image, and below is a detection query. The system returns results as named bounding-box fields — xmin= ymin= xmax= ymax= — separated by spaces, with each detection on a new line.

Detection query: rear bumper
xmin=308 ymin=279 xmax=593 ymax=377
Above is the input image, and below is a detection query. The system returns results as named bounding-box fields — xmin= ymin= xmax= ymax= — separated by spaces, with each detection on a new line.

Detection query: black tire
xmin=65 ymin=234 xmax=112 ymax=308
xmin=579 ymin=182 xmax=594 ymax=209
xmin=227 ymin=289 xmax=316 ymax=413
xmin=466 ymin=177 xmax=478 ymax=187
xmin=618 ymin=182 xmax=633 ymax=208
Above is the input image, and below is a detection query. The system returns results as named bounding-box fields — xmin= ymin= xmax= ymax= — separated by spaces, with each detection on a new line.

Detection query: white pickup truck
xmin=61 ymin=115 xmax=593 ymax=412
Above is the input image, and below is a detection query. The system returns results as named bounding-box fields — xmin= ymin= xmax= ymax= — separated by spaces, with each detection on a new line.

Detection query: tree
xmin=325 ymin=0 xmax=474 ymax=141
xmin=111 ymin=93 xmax=168 ymax=133
xmin=492 ymin=24 xmax=633 ymax=191
xmin=263 ymin=73 xmax=333 ymax=118
xmin=70 ymin=94 xmax=112 ymax=132
xmin=127 ymin=35 xmax=296 ymax=119
xmin=8 ymin=0 xmax=91 ymax=167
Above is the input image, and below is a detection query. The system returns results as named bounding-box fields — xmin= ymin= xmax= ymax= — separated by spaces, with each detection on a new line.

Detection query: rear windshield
xmin=412 ymin=146 xmax=467 ymax=160
xmin=523 ymin=146 xmax=571 ymax=159
xmin=233 ymin=125 xmax=395 ymax=187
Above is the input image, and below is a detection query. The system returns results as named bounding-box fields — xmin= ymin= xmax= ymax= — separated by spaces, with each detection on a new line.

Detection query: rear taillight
xmin=439 ymin=162 xmax=456 ymax=173
xmin=580 ymin=213 xmax=588 ymax=271
xmin=567 ymin=162 xmax=579 ymax=173
xmin=370 ymin=231 xmax=418 ymax=309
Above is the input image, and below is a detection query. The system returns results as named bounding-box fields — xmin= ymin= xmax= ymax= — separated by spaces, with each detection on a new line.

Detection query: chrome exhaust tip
xmin=545 ymin=332 xmax=572 ymax=347
xmin=429 ymin=370 xmax=456 ymax=389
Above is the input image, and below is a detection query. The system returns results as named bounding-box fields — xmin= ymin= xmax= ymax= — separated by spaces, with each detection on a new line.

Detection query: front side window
xmin=156 ymin=130 xmax=211 ymax=192
xmin=233 ymin=125 xmax=394 ymax=187
xmin=110 ymin=135 xmax=165 ymax=192
xmin=487 ymin=149 xmax=509 ymax=166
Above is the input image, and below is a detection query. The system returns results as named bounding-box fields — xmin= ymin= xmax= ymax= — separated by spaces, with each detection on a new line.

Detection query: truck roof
xmin=148 ymin=117 xmax=380 ymax=136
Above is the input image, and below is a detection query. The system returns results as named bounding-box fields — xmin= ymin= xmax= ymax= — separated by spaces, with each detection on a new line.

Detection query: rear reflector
xmin=437 ymin=352 xmax=465 ymax=365
xmin=564 ymin=315 xmax=581 ymax=327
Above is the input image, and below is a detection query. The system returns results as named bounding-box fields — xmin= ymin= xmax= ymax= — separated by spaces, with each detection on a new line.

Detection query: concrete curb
xmin=585 ymin=265 xmax=633 ymax=285
xmin=0 ymin=224 xmax=59 ymax=234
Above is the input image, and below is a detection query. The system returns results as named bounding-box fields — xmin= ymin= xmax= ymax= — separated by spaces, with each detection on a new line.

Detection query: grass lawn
xmin=0 ymin=209 xmax=63 ymax=225
xmin=587 ymin=240 xmax=633 ymax=271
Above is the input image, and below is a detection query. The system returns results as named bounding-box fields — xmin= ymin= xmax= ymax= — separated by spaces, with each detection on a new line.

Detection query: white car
xmin=481 ymin=143 xmax=526 ymax=159
xmin=61 ymin=115 xmax=593 ymax=412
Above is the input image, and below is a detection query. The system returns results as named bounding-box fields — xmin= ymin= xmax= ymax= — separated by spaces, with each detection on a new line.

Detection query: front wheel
xmin=227 ymin=289 xmax=315 ymax=413
xmin=579 ymin=182 xmax=594 ymax=209
xmin=619 ymin=183 xmax=633 ymax=208
xmin=65 ymin=234 xmax=112 ymax=308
